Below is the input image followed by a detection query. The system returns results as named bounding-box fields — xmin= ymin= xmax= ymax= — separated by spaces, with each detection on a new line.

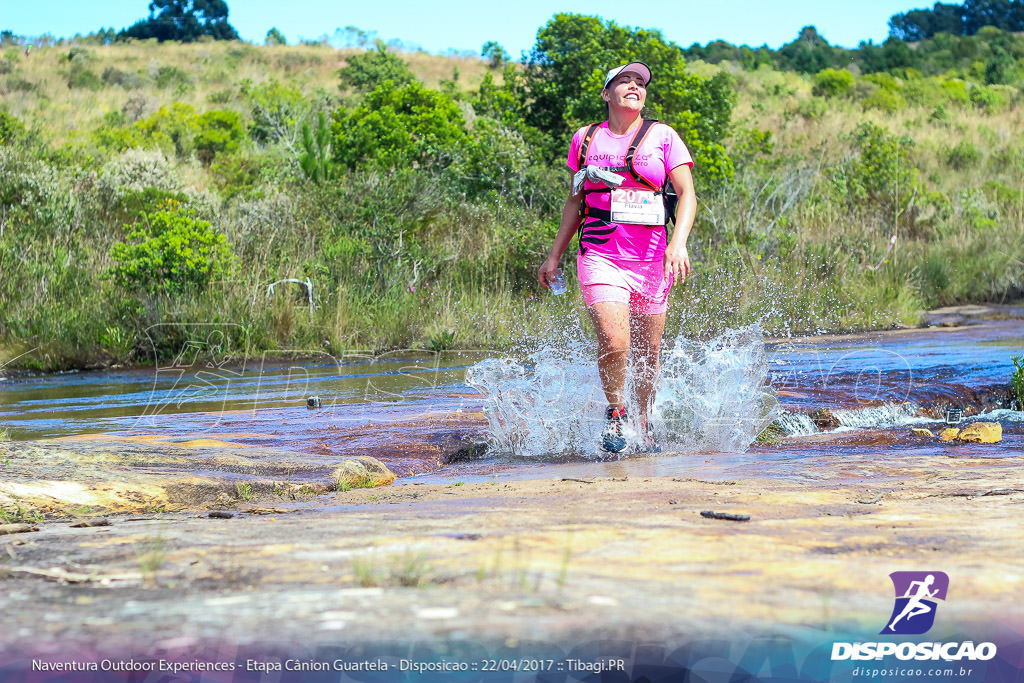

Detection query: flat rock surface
xmin=2 ymin=443 xmax=1023 ymax=657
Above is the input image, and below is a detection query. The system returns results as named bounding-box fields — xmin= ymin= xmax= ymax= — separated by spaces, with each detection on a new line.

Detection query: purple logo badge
xmin=881 ymin=571 xmax=949 ymax=635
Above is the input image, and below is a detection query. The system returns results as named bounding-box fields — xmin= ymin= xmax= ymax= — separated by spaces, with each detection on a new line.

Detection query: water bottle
xmin=549 ymin=268 xmax=566 ymax=295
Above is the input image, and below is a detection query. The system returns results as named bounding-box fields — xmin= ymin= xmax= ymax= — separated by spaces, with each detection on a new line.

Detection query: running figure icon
xmin=881 ymin=571 xmax=949 ymax=635
xmin=888 ymin=574 xmax=938 ymax=631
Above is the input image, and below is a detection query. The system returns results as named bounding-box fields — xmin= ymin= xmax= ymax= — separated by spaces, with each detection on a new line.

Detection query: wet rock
xmin=958 ymin=422 xmax=1002 ymax=444
xmin=70 ymin=518 xmax=111 ymax=528
xmin=911 ymin=428 xmax=935 ymax=438
xmin=0 ymin=523 xmax=39 ymax=535
xmin=208 ymin=511 xmax=234 ymax=519
xmin=916 ymin=385 xmax=1016 ymax=420
xmin=809 ymin=409 xmax=840 ymax=430
xmin=0 ymin=440 xmax=367 ymax=516
xmin=700 ymin=510 xmax=750 ymax=522
xmin=440 ymin=441 xmax=488 ymax=464
xmin=939 ymin=428 xmax=960 ymax=442
xmin=333 ymin=456 xmax=396 ymax=490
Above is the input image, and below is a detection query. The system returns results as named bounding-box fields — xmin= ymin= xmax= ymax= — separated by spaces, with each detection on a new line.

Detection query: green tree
xmin=984 ymin=45 xmax=1015 ymax=83
xmin=889 ymin=3 xmax=965 ymax=40
xmin=118 ymin=0 xmax=240 ymax=42
xmin=776 ymin=26 xmax=837 ymax=73
xmin=108 ymin=203 xmax=233 ymax=296
xmin=265 ymin=27 xmax=286 ymax=46
xmin=332 ymin=81 xmax=468 ymax=172
xmin=338 ymin=41 xmax=416 ymax=93
xmin=481 ymin=40 xmax=509 ymax=69
xmin=523 ymin=13 xmax=735 ymax=186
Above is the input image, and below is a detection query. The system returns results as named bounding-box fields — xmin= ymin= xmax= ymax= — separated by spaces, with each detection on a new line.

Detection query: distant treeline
xmin=683 ymin=21 xmax=1023 ymax=82
xmin=890 ymin=0 xmax=1024 ymax=40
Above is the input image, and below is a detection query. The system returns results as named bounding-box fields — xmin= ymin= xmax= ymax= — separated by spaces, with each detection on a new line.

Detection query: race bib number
xmin=610 ymin=188 xmax=665 ymax=226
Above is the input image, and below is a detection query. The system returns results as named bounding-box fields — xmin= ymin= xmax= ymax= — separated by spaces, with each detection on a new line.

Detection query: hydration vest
xmin=575 ymin=118 xmax=679 ymax=254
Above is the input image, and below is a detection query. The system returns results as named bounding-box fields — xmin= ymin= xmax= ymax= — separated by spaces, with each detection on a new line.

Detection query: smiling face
xmin=601 ymin=70 xmax=647 ymax=113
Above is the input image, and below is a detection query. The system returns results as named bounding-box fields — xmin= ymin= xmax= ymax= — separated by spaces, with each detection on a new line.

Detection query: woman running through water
xmin=537 ymin=61 xmax=697 ymax=453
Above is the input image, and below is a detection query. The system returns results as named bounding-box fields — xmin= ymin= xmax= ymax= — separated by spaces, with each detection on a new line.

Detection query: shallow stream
xmin=1 ymin=316 xmax=1021 ymax=479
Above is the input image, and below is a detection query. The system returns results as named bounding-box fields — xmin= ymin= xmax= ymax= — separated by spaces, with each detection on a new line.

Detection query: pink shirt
xmin=567 ymin=121 xmax=693 ymax=260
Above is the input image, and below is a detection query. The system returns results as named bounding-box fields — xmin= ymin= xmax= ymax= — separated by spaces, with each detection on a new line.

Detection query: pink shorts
xmin=576 ymin=251 xmax=673 ymax=315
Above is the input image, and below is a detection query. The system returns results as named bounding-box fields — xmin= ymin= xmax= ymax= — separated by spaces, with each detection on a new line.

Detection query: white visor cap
xmin=602 ymin=62 xmax=652 ymax=89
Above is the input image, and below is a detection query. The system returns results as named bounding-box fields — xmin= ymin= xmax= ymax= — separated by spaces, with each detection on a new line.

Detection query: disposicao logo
xmin=831 ymin=570 xmax=997 ymax=663
xmin=881 ymin=571 xmax=949 ymax=635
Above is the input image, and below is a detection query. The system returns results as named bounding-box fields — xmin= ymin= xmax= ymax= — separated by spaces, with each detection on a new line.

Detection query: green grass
xmin=337 ymin=474 xmax=378 ymax=493
xmin=0 ymin=501 xmax=44 ymax=525
xmin=1 ymin=43 xmax=1021 ymax=373
xmin=235 ymin=482 xmax=253 ymax=501
xmin=1012 ymin=355 xmax=1024 ymax=407
xmin=136 ymin=534 xmax=167 ymax=586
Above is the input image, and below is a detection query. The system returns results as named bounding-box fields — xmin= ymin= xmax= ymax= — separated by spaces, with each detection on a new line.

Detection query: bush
xmin=96 ymin=148 xmax=181 ymax=202
xmin=135 ymin=103 xmax=200 ymax=158
xmin=102 ymin=66 xmax=144 ymax=89
xmin=332 ymin=81 xmax=468 ymax=172
xmin=0 ymin=147 xmax=62 ymax=210
xmin=940 ymin=79 xmax=969 ymax=105
xmin=243 ymin=80 xmax=307 ymax=147
xmin=795 ymin=97 xmax=826 ymax=119
xmin=812 ymin=68 xmax=853 ymax=97
xmin=970 ymin=85 xmax=1009 ymax=111
xmin=107 ymin=203 xmax=233 ymax=296
xmin=338 ymin=42 xmax=417 ymax=93
xmin=832 ymin=123 xmax=918 ymax=221
xmin=1 ymin=76 xmax=36 ymax=94
xmin=0 ymin=110 xmax=24 ymax=145
xmin=944 ymin=140 xmax=981 ymax=169
xmin=195 ymin=109 xmax=244 ymax=163
xmin=862 ymin=88 xmax=904 ymax=112
xmin=903 ymin=77 xmax=947 ymax=107
xmin=154 ymin=65 xmax=191 ymax=90
xmin=67 ymin=63 xmax=103 ymax=90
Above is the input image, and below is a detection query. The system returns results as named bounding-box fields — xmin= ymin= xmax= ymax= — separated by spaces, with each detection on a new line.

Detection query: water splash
xmin=774 ymin=412 xmax=817 ymax=436
xmin=832 ymin=403 xmax=919 ymax=429
xmin=656 ymin=327 xmax=779 ymax=452
xmin=465 ymin=326 xmax=778 ymax=457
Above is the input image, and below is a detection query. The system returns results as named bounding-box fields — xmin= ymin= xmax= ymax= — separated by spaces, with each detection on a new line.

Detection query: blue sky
xmin=5 ymin=1 xmax=931 ymax=54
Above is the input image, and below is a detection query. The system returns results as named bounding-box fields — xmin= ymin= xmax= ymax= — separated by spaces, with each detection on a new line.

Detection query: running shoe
xmin=638 ymin=423 xmax=662 ymax=453
xmin=601 ymin=405 xmax=628 ymax=453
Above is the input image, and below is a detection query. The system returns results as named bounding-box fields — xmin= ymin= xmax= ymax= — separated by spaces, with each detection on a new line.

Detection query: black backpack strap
xmin=624 ymin=118 xmax=660 ymax=191
xmin=577 ymin=122 xmax=601 ymax=171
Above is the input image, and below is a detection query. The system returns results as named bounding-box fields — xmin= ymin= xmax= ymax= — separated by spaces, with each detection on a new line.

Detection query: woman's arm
xmin=663 ymin=163 xmax=697 ymax=283
xmin=537 ymin=188 xmax=584 ymax=288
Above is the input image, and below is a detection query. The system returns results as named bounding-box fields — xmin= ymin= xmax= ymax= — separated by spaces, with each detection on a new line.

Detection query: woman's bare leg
xmin=587 ymin=301 xmax=631 ymax=408
xmin=629 ymin=311 xmax=666 ymax=425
